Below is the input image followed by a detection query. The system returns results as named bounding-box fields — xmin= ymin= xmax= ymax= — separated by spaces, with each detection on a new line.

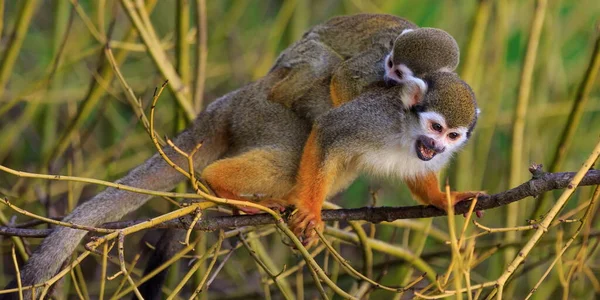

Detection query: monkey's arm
xmin=290 ymin=130 xmax=342 ymax=247
xmin=329 ymin=45 xmax=390 ymax=107
xmin=405 ymin=171 xmax=482 ymax=210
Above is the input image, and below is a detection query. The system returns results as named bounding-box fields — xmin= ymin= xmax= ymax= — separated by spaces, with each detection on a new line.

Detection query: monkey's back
xmin=225 ymin=71 xmax=312 ymax=159
xmin=305 ymin=13 xmax=417 ymax=58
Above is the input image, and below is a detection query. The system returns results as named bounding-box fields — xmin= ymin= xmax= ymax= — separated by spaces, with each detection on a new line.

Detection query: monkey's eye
xmin=387 ymin=59 xmax=393 ymax=68
xmin=431 ymin=122 xmax=443 ymax=132
xmin=395 ymin=69 xmax=403 ymax=79
xmin=448 ymin=132 xmax=460 ymax=140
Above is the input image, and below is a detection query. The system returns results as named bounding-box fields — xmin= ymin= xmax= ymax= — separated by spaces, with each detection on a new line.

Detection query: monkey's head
xmin=405 ymin=72 xmax=478 ymax=163
xmin=384 ymin=28 xmax=459 ymax=90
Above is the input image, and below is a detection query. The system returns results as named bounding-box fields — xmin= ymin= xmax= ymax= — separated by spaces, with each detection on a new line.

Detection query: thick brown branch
xmin=2 ymin=170 xmax=599 ymax=238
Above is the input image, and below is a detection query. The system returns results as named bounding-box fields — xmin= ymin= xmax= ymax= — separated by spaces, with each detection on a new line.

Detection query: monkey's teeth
xmin=419 ymin=145 xmax=435 ymax=159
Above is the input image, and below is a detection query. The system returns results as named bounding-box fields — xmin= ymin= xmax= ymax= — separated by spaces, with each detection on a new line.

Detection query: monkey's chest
xmin=356 ymin=147 xmax=432 ymax=179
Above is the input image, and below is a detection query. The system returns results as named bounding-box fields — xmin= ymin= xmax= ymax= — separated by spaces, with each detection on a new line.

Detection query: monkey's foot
xmin=290 ymin=209 xmax=324 ymax=248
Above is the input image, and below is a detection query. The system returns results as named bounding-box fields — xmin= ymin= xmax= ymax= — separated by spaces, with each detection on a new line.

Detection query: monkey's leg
xmin=290 ymin=130 xmax=342 ymax=247
xmin=330 ymin=46 xmax=389 ymax=106
xmin=405 ymin=171 xmax=483 ymax=210
xmin=268 ymin=40 xmax=343 ymax=108
xmin=201 ymin=148 xmax=297 ymax=213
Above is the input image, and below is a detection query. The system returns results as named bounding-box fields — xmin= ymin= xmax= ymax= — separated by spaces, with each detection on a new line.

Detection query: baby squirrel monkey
xmin=291 ymin=72 xmax=481 ymax=246
xmin=268 ymin=14 xmax=460 ymax=118
xmin=2 ymin=14 xmax=477 ymax=299
xmin=331 ymin=27 xmax=459 ymax=108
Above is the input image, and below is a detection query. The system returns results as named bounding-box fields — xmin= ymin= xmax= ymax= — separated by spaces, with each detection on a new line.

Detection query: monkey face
xmin=413 ymin=111 xmax=469 ymax=162
xmin=383 ymin=53 xmax=427 ymax=97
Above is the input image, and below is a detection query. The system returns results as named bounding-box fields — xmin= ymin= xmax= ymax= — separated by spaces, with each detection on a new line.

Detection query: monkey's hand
xmin=290 ymin=208 xmax=324 ymax=248
xmin=399 ymin=78 xmax=426 ymax=109
xmin=427 ymin=190 xmax=486 ymax=212
xmin=454 ymin=191 xmax=486 ymax=216
xmin=406 ymin=172 xmax=485 ymax=215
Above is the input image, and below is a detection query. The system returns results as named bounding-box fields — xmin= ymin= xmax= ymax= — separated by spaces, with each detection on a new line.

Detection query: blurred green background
xmin=0 ymin=0 xmax=599 ymax=299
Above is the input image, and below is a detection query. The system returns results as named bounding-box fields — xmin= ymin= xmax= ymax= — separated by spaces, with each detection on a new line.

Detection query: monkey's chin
xmin=415 ymin=140 xmax=437 ymax=161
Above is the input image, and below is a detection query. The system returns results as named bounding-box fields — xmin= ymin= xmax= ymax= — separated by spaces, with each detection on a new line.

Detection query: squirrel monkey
xmin=290 ymin=72 xmax=481 ymax=246
xmin=268 ymin=14 xmax=460 ymax=118
xmin=2 ymin=72 xmax=481 ymax=299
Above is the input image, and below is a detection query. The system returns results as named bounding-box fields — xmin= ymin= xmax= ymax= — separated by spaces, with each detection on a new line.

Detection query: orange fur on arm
xmin=329 ymin=77 xmax=345 ymax=107
xmin=405 ymin=171 xmax=449 ymax=210
xmin=294 ymin=129 xmax=336 ymax=219
xmin=405 ymin=171 xmax=482 ymax=211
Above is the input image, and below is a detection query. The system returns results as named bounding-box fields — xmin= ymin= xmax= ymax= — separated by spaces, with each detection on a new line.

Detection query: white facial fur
xmin=416 ymin=111 xmax=469 ymax=157
xmin=356 ymin=111 xmax=468 ymax=180
xmin=383 ymin=53 xmax=427 ymax=107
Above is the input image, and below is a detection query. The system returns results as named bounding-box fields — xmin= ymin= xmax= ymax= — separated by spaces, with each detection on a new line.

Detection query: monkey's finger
xmin=291 ymin=215 xmax=310 ymax=236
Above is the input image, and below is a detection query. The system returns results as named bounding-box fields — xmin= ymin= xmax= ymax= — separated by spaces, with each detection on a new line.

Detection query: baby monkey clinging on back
xmin=268 ymin=14 xmax=460 ymax=118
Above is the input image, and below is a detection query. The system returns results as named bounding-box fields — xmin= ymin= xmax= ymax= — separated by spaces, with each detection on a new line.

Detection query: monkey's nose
xmin=424 ymin=137 xmax=437 ymax=149
xmin=419 ymin=136 xmax=445 ymax=153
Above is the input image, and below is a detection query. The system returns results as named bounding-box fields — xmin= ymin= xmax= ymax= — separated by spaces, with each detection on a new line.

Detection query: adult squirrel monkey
xmin=1 ymin=14 xmax=477 ymax=299
xmin=290 ymin=72 xmax=481 ymax=246
xmin=268 ymin=14 xmax=460 ymax=119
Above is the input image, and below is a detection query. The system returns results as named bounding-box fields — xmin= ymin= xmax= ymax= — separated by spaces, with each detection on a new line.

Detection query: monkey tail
xmin=0 ymin=94 xmax=233 ymax=300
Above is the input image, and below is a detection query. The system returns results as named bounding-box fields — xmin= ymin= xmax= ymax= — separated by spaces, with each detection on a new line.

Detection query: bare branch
xmin=2 ymin=170 xmax=599 ymax=238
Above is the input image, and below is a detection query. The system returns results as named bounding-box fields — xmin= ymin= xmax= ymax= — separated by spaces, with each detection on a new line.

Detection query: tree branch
xmin=2 ymin=169 xmax=599 ymax=238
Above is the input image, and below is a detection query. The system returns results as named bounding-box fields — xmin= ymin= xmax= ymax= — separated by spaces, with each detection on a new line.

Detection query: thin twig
xmin=119 ymin=0 xmax=196 ymax=120
xmin=525 ymin=185 xmax=600 ymax=299
xmin=193 ymin=0 xmax=207 ymax=110
xmin=315 ymin=229 xmax=414 ymax=293
xmin=117 ymin=232 xmax=144 ymax=299
xmin=11 ymin=245 xmax=23 ymax=300
xmin=240 ymin=234 xmax=293 ymax=300
xmin=166 ymin=230 xmax=224 ymax=300
xmin=506 ymin=0 xmax=548 ymax=283
xmin=534 ymin=30 xmax=600 ymax=216
xmin=188 ymin=231 xmax=227 ymax=300
xmin=495 ymin=136 xmax=600 ymax=298
xmin=0 ymin=197 xmax=114 ymax=233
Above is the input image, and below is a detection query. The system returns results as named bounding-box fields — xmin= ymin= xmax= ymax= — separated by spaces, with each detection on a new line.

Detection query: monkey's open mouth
xmin=415 ymin=140 xmax=437 ymax=161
